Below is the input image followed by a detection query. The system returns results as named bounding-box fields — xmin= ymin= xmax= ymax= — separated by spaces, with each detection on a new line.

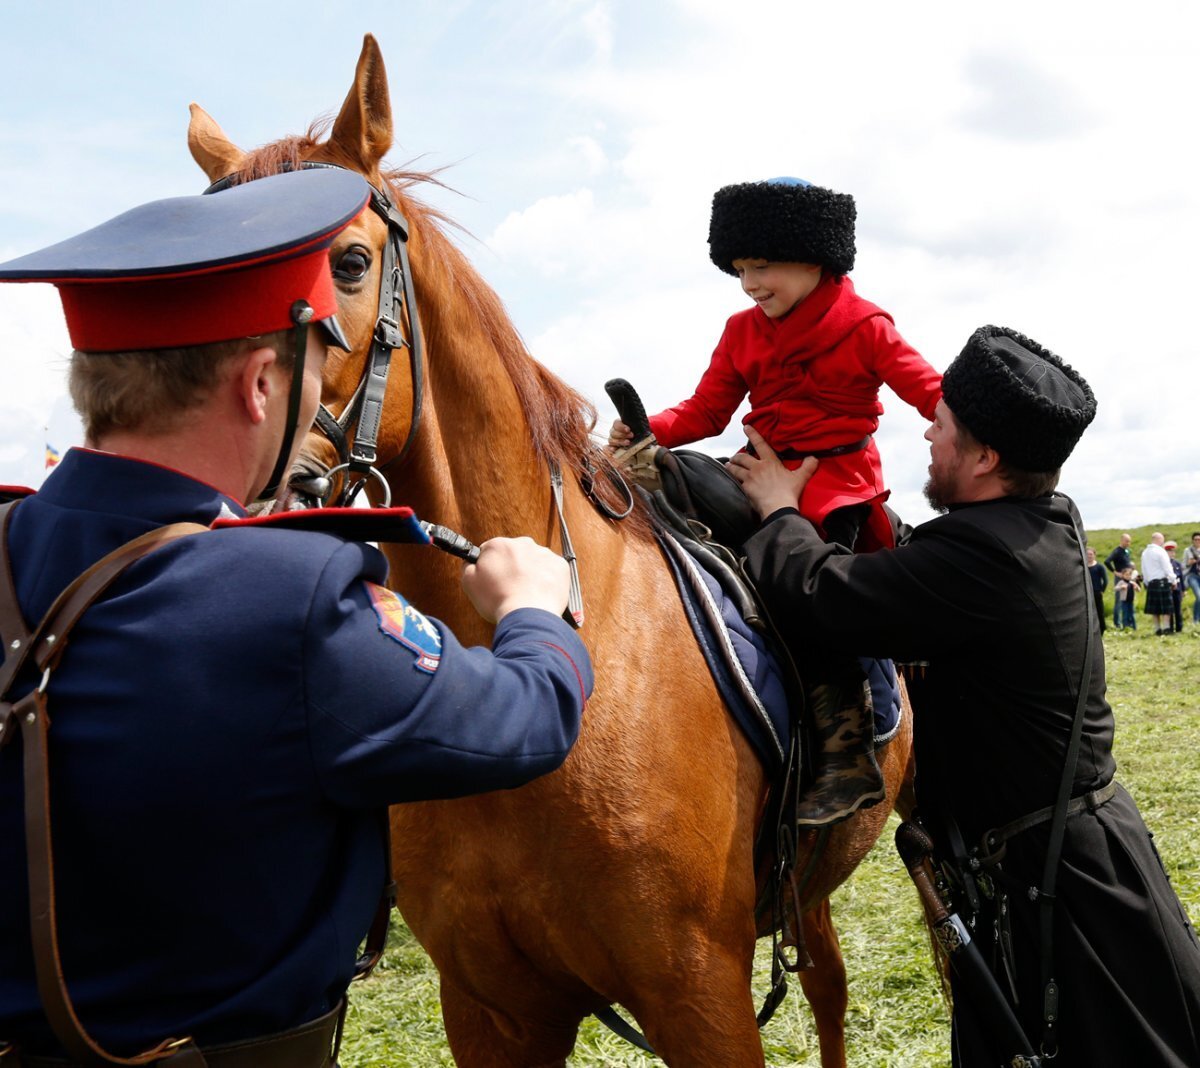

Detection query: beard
xmin=923 ymin=471 xmax=954 ymax=513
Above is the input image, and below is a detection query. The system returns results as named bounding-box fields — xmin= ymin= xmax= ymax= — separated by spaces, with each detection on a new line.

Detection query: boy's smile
xmin=732 ymin=259 xmax=822 ymax=318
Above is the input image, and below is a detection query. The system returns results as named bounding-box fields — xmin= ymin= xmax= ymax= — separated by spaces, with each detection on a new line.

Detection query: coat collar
xmin=36 ymin=447 xmax=246 ymax=528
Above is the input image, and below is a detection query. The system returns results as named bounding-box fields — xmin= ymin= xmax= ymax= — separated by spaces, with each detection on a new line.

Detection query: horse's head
xmin=188 ymin=34 xmax=419 ymax=509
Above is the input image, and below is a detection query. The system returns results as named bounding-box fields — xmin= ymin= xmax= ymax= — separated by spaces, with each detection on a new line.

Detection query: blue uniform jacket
xmin=0 ymin=448 xmax=592 ymax=1055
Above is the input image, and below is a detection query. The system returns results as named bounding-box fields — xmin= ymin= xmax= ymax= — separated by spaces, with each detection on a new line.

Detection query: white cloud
xmin=2 ymin=1 xmax=1198 ymax=529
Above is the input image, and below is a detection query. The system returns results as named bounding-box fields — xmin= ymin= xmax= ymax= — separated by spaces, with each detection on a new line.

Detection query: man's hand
xmin=726 ymin=426 xmax=819 ymax=519
xmin=461 ymin=536 xmax=570 ymax=623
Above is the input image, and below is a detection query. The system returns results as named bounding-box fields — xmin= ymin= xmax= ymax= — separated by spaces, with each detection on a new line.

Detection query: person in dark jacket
xmin=728 ymin=324 xmax=1200 ymax=1067
xmin=1166 ymin=540 xmax=1186 ymax=632
xmin=1103 ymin=534 xmax=1134 ymax=628
xmin=1086 ymin=545 xmax=1108 ymax=633
xmin=0 ymin=170 xmax=592 ymax=1065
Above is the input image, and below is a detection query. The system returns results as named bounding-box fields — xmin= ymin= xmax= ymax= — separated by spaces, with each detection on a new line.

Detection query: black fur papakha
xmin=942 ymin=325 xmax=1097 ymax=472
xmin=708 ymin=181 xmax=856 ymax=276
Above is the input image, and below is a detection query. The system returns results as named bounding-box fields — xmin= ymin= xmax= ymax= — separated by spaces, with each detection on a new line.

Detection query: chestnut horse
xmin=188 ymin=35 xmax=913 ymax=1067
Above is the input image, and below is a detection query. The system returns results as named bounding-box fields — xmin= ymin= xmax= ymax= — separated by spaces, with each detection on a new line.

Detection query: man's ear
xmin=973 ymin=442 xmax=1003 ymax=478
xmin=237 ymin=345 xmax=281 ymax=425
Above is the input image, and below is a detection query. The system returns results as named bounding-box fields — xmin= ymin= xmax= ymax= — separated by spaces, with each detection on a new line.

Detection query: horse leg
xmin=797 ymin=897 xmax=848 ymax=1068
xmin=438 ymin=976 xmax=580 ymax=1068
xmin=614 ymin=945 xmax=765 ymax=1068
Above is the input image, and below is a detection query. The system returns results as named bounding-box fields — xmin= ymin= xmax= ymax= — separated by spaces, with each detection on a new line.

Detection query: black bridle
xmin=205 ymin=162 xmax=423 ymax=508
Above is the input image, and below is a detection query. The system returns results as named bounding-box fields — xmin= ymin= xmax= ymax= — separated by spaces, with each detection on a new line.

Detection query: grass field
xmin=340 ymin=522 xmax=1200 ymax=1067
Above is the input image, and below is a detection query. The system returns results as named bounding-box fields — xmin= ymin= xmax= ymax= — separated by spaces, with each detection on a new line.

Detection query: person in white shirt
xmin=1141 ymin=532 xmax=1178 ymax=635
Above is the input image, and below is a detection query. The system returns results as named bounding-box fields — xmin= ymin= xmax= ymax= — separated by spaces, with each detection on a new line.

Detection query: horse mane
xmin=233 ymin=129 xmax=649 ymax=536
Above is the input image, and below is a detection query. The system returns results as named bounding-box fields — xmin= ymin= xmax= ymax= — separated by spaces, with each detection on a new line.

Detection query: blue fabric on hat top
xmin=0 ymin=169 xmax=372 ymax=351
xmin=765 ymin=176 xmax=813 ymax=187
xmin=0 ymin=169 xmax=371 ymax=280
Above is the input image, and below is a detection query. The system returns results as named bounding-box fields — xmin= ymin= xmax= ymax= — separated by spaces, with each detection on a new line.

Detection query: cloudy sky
xmin=2 ymin=0 xmax=1197 ymax=530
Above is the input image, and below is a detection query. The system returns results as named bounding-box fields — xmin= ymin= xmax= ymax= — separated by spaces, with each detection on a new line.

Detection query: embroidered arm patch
xmin=364 ymin=582 xmax=442 ymax=674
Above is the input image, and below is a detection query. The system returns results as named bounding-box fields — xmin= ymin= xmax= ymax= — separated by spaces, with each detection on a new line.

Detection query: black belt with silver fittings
xmin=977 ymin=779 xmax=1118 ymax=867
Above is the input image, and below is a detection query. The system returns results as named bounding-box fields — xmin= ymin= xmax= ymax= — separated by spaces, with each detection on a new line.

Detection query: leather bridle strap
xmin=312 ymin=180 xmax=423 ymax=506
xmin=259 ymin=301 xmax=314 ymax=500
xmin=204 ymin=164 xmax=424 ymax=507
xmin=0 ymin=506 xmax=210 ymax=1066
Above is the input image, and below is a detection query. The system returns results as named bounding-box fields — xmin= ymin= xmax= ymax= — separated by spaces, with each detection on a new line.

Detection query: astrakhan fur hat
xmin=941 ymin=325 xmax=1097 ymax=473
xmin=708 ymin=176 xmax=856 ymax=277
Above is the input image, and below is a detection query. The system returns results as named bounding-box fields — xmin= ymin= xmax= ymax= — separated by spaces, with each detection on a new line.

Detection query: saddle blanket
xmin=657 ymin=532 xmax=901 ymax=769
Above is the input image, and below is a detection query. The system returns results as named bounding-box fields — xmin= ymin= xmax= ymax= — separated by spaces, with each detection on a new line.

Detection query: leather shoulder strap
xmin=2 ymin=518 xmax=210 ymax=1066
xmin=0 ymin=501 xmax=34 ymax=692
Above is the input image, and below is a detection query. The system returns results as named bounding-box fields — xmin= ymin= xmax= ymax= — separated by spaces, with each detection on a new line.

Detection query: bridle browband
xmin=205 ymin=161 xmax=424 ymax=508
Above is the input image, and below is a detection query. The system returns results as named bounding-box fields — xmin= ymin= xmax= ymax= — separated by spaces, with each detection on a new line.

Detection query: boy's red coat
xmin=649 ymin=274 xmax=941 ymax=543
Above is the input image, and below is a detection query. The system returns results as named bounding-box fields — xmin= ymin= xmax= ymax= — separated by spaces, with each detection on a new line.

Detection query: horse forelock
xmin=217 ymin=126 xmax=329 ymax=186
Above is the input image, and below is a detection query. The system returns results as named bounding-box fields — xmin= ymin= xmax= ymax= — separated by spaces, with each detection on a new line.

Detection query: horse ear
xmin=327 ymin=33 xmax=394 ymax=175
xmin=188 ymin=103 xmax=247 ymax=182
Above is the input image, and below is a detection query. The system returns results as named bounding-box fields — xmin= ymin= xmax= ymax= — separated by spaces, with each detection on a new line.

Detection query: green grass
xmin=340 ymin=525 xmax=1200 ymax=1066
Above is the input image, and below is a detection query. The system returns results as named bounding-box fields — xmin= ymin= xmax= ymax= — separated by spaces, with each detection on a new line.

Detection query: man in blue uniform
xmin=0 ymin=169 xmax=592 ymax=1065
xmin=728 ymin=326 xmax=1200 ymax=1066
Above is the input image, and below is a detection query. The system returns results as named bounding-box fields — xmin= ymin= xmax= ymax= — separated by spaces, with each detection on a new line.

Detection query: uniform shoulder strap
xmin=1 ymin=516 xmax=210 ymax=1066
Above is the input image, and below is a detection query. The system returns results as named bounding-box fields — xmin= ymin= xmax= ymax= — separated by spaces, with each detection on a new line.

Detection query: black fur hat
xmin=708 ymin=177 xmax=856 ymax=277
xmin=941 ymin=326 xmax=1097 ymax=472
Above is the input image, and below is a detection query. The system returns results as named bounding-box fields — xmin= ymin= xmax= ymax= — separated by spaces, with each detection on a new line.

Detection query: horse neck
xmin=377 ymin=229 xmax=561 ymax=619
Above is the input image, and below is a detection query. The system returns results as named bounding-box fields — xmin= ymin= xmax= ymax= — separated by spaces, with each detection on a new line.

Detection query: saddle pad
xmin=656 ymin=531 xmax=903 ymax=767
xmin=860 ymin=656 xmax=903 ymax=743
xmin=656 ymin=531 xmax=791 ymax=769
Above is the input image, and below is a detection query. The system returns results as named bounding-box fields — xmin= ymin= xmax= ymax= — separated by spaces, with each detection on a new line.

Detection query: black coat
xmin=1104 ymin=543 xmax=1133 ymax=573
xmin=743 ymin=494 xmax=1200 ymax=1067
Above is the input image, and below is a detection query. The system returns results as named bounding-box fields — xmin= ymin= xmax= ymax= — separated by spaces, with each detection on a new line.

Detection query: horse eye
xmin=333 ymin=247 xmax=372 ymax=282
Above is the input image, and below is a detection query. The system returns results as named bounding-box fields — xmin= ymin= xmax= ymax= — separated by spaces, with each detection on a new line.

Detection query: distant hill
xmin=1086 ymin=523 xmax=1200 ymax=554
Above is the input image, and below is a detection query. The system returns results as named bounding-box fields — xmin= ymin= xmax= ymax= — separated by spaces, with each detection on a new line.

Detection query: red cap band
xmin=58 ymin=245 xmax=339 ymax=352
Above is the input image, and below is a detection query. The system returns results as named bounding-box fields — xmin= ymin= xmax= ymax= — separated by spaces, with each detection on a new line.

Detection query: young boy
xmin=611 ymin=177 xmax=938 ymax=823
xmin=1115 ymin=566 xmax=1140 ymax=630
xmin=609 ymin=176 xmax=942 ymax=552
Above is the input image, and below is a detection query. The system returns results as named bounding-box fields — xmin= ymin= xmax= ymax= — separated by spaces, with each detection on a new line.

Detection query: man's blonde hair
xmin=69 ymin=330 xmax=293 ymax=441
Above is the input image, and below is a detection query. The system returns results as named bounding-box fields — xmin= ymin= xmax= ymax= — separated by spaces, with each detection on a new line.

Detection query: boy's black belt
xmin=749 ymin=434 xmax=872 ymax=461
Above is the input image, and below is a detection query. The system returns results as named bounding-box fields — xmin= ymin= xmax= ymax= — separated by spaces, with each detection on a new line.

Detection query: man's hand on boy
xmin=727 ymin=426 xmax=819 ymax=519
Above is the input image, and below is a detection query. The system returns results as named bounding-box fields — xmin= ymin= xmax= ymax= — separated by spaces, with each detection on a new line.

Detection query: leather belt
xmin=8 ymin=999 xmax=345 ymax=1068
xmin=750 ymin=435 xmax=872 ymax=462
xmin=980 ymin=779 xmax=1119 ymax=860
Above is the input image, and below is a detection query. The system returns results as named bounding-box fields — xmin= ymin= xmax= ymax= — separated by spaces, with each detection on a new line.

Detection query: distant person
xmin=1087 ymin=545 xmax=1108 ymax=633
xmin=1104 ymin=533 xmax=1134 ymax=627
xmin=1142 ymin=532 xmax=1179 ymax=635
xmin=1166 ymin=540 xmax=1185 ymax=633
xmin=1183 ymin=532 xmax=1200 ymax=625
xmin=1115 ymin=566 xmax=1140 ymax=630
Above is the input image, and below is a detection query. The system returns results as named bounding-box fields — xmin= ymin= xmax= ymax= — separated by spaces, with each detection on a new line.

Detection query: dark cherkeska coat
xmin=743 ymin=493 xmax=1200 ymax=1067
xmin=0 ymin=448 xmax=592 ymax=1058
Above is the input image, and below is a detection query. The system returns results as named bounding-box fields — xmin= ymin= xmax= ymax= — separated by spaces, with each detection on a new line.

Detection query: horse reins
xmin=205 ymin=162 xmax=424 ymax=508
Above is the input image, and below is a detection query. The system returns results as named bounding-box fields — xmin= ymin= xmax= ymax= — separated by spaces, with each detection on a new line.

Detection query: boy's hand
xmin=726 ymin=426 xmax=819 ymax=519
xmin=607 ymin=419 xmax=633 ymax=450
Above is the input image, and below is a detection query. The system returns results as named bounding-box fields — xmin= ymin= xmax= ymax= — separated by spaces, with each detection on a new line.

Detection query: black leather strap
xmin=1034 ymin=496 xmax=1098 ymax=1058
